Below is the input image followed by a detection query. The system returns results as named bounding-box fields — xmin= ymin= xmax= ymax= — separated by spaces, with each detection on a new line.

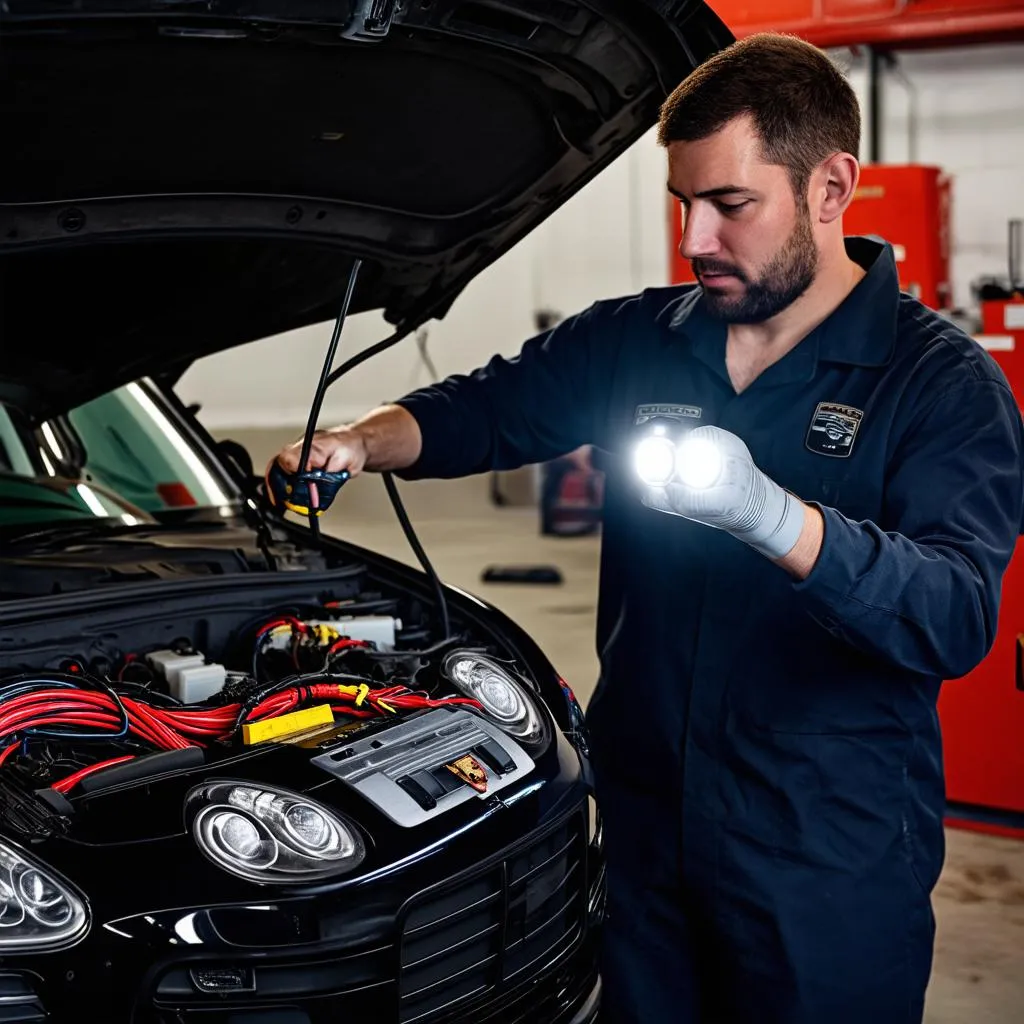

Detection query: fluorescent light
xmin=38 ymin=449 xmax=56 ymax=477
xmin=125 ymin=383 xmax=229 ymax=506
xmin=121 ymin=514 xmax=140 ymax=526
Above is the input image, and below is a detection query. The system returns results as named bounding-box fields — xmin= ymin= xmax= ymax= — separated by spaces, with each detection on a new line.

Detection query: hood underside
xmin=0 ymin=0 xmax=731 ymax=417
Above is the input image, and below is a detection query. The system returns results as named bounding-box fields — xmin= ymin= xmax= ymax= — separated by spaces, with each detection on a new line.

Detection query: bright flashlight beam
xmin=675 ymin=436 xmax=722 ymax=489
xmin=635 ymin=435 xmax=677 ymax=487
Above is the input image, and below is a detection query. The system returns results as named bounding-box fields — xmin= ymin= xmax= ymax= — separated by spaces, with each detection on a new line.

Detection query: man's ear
xmin=816 ymin=153 xmax=859 ymax=225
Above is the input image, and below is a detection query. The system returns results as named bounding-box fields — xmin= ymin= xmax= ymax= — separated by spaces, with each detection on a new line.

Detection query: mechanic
xmin=270 ymin=33 xmax=1024 ymax=1024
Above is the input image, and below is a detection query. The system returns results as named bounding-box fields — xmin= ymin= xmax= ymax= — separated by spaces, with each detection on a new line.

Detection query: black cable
xmin=382 ymin=471 xmax=452 ymax=641
xmin=327 ymin=636 xmax=461 ymax=662
xmin=297 ymin=258 xmax=363 ymax=480
xmin=304 ymin=296 xmax=450 ymax=644
xmin=325 ymin=324 xmax=417 ymax=389
xmin=296 ymin=258 xmax=364 ymax=538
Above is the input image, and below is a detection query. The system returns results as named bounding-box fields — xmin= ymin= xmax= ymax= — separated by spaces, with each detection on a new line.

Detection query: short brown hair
xmin=657 ymin=32 xmax=860 ymax=197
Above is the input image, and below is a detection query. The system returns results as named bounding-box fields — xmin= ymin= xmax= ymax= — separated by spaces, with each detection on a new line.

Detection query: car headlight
xmin=443 ymin=651 xmax=549 ymax=749
xmin=0 ymin=840 xmax=89 ymax=952
xmin=187 ymin=782 xmax=365 ymax=884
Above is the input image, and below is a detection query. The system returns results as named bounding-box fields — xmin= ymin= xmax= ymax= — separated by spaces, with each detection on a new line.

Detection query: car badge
xmin=445 ymin=754 xmax=488 ymax=793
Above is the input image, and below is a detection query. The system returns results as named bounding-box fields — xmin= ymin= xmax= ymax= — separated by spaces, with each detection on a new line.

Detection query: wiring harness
xmin=0 ymin=670 xmax=481 ymax=795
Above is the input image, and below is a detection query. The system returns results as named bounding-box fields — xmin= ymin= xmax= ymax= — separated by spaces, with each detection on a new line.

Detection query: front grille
xmin=398 ymin=813 xmax=586 ymax=1023
xmin=0 ymin=973 xmax=47 ymax=1023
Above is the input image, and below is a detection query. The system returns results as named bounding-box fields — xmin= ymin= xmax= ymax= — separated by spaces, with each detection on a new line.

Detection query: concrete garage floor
xmin=230 ymin=428 xmax=1024 ymax=1024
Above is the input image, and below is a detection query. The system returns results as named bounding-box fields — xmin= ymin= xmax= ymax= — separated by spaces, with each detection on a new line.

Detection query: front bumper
xmin=7 ymin=800 xmax=605 ymax=1024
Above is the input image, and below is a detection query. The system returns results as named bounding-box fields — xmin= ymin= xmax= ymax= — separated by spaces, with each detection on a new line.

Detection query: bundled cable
xmin=0 ymin=673 xmax=482 ymax=794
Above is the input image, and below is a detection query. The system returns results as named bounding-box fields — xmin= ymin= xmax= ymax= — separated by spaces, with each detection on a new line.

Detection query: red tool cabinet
xmin=942 ymin=310 xmax=1024 ymax=837
xmin=843 ymin=165 xmax=952 ymax=312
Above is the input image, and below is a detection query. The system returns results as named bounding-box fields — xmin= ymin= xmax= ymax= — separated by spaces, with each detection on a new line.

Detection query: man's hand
xmin=641 ymin=424 xmax=806 ymax=562
xmin=268 ymin=403 xmax=423 ymax=481
xmin=275 ymin=426 xmax=369 ymax=477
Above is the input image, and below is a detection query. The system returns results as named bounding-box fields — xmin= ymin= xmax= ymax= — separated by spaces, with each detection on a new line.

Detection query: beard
xmin=693 ymin=208 xmax=818 ymax=324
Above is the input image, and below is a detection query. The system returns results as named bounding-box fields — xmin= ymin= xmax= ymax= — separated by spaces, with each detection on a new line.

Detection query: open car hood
xmin=0 ymin=0 xmax=731 ymax=417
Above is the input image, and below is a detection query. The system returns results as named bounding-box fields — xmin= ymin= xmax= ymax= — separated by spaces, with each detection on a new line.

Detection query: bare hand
xmin=271 ymin=426 xmax=368 ymax=477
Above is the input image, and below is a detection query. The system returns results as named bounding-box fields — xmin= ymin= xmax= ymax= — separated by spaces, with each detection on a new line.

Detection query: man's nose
xmin=679 ymin=206 xmax=720 ymax=260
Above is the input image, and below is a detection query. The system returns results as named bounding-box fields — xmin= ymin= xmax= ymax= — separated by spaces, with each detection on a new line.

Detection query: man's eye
xmin=717 ymin=201 xmax=750 ymax=213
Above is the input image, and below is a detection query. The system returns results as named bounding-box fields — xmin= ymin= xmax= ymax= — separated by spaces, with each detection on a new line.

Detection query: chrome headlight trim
xmin=442 ymin=650 xmax=550 ymax=750
xmin=0 ymin=839 xmax=89 ymax=952
xmin=187 ymin=781 xmax=365 ymax=885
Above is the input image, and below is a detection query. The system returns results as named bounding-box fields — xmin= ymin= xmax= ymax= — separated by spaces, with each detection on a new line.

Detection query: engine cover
xmin=311 ymin=707 xmax=535 ymax=827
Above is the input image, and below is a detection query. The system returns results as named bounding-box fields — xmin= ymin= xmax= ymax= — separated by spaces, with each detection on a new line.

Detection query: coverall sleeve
xmin=793 ymin=379 xmax=1024 ymax=679
xmin=393 ymin=299 xmax=627 ymax=480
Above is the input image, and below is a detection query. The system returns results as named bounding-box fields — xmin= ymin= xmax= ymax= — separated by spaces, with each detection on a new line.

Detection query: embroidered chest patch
xmin=806 ymin=402 xmax=863 ymax=457
xmin=633 ymin=403 xmax=702 ymax=426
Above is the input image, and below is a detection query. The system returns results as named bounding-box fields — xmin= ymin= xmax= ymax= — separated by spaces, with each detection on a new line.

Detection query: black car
xmin=0 ymin=3 xmax=731 ymax=1022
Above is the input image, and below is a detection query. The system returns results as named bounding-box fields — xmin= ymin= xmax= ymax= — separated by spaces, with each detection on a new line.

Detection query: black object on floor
xmin=481 ymin=565 xmax=564 ymax=585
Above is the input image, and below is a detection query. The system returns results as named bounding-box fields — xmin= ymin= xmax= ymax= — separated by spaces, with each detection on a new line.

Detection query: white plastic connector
xmin=332 ymin=615 xmax=402 ymax=650
xmin=147 ymin=649 xmax=205 ymax=685
xmin=146 ymin=648 xmax=227 ymax=703
xmin=171 ymin=662 xmax=228 ymax=704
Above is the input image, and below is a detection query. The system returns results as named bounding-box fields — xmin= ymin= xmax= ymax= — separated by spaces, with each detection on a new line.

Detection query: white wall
xmin=179 ymin=128 xmax=673 ymax=432
xmin=179 ymin=41 xmax=1024 ymax=431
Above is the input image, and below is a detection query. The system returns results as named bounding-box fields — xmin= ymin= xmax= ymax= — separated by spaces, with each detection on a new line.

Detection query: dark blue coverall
xmin=394 ymin=238 xmax=1024 ymax=1023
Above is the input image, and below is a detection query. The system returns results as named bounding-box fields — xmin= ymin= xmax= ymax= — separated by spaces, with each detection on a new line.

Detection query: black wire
xmin=382 ymin=471 xmax=452 ymax=641
xmin=325 ymin=324 xmax=417 ymax=389
xmin=109 ymin=681 xmax=183 ymax=707
xmin=297 ymin=258 xmax=364 ymax=479
xmin=296 ymin=258 xmax=363 ymax=538
xmin=337 ymin=637 xmax=463 ymax=661
xmin=300 ymin=289 xmax=450 ymax=645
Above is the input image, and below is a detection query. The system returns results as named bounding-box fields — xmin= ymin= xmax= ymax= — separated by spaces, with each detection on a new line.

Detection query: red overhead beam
xmin=710 ymin=1 xmax=1024 ymax=49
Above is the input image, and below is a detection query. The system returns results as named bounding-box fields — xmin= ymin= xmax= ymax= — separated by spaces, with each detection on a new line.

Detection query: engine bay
xmin=0 ymin=565 xmax=551 ymax=833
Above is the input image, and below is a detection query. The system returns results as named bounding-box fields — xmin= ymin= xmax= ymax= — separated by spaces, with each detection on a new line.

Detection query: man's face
xmin=666 ymin=115 xmax=818 ymax=324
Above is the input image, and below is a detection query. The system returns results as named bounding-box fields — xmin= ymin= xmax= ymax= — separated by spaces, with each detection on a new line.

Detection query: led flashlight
xmin=674 ymin=434 xmax=723 ymax=489
xmin=634 ymin=429 xmax=678 ymax=487
xmin=634 ymin=419 xmax=723 ymax=491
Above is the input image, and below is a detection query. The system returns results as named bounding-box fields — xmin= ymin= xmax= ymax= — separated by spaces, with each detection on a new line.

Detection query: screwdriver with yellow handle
xmin=264 ymin=462 xmax=350 ymax=517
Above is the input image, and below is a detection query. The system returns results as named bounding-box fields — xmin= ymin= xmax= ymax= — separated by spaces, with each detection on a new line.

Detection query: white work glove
xmin=640 ymin=425 xmax=805 ymax=560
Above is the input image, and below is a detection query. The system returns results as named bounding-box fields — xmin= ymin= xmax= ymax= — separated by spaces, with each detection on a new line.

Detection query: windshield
xmin=0 ymin=380 xmax=238 ymax=530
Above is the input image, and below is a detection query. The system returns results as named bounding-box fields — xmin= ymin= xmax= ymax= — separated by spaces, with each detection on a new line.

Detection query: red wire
xmin=328 ymin=638 xmax=369 ymax=654
xmin=3 ymin=677 xmax=484 ymax=790
xmin=330 ymin=705 xmax=376 ymax=718
xmin=0 ymin=707 xmax=121 ymax=732
xmin=53 ymin=755 xmax=137 ymax=794
xmin=122 ymin=698 xmax=192 ymax=750
xmin=258 ymin=616 xmax=308 ymax=638
xmin=117 ymin=653 xmax=137 ymax=682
